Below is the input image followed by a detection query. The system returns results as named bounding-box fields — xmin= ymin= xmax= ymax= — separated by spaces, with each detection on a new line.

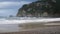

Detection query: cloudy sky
xmin=0 ymin=0 xmax=37 ymax=16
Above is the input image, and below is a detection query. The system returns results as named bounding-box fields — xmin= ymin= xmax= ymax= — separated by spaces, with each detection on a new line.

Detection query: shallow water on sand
xmin=0 ymin=24 xmax=20 ymax=33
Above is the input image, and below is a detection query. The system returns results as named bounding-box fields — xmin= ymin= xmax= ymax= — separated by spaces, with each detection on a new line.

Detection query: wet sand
xmin=0 ymin=25 xmax=60 ymax=34
xmin=0 ymin=21 xmax=60 ymax=34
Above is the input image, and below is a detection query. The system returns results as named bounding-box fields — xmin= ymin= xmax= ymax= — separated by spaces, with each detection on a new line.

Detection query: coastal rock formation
xmin=17 ymin=0 xmax=56 ymax=17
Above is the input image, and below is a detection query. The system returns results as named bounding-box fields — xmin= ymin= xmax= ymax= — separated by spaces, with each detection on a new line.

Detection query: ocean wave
xmin=0 ymin=17 xmax=60 ymax=24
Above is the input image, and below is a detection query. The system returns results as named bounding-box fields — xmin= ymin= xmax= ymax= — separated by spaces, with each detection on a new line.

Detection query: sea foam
xmin=0 ymin=17 xmax=60 ymax=24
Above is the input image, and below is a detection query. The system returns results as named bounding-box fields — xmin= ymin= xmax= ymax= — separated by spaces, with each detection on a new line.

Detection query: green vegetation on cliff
xmin=17 ymin=0 xmax=57 ymax=17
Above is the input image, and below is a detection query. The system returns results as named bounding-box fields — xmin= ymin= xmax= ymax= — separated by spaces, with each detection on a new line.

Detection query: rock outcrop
xmin=17 ymin=0 xmax=56 ymax=17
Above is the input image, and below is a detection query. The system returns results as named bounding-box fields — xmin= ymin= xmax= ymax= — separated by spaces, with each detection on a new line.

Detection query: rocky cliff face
xmin=17 ymin=0 xmax=56 ymax=17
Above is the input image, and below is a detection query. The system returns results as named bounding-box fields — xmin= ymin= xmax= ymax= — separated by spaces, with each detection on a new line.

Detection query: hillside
xmin=17 ymin=0 xmax=56 ymax=17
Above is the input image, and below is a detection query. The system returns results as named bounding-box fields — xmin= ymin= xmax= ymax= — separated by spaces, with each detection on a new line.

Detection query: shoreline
xmin=0 ymin=20 xmax=60 ymax=34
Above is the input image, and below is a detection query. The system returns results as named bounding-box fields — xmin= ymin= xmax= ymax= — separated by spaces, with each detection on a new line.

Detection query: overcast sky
xmin=0 ymin=0 xmax=37 ymax=17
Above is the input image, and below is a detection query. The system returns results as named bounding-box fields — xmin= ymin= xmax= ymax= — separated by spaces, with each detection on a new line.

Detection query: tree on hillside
xmin=38 ymin=0 xmax=56 ymax=16
xmin=17 ymin=0 xmax=57 ymax=17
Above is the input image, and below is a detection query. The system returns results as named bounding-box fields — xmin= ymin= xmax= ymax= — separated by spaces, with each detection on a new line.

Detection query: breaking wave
xmin=0 ymin=17 xmax=60 ymax=24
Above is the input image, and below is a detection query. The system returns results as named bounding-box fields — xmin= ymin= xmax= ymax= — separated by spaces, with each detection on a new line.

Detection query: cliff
xmin=17 ymin=0 xmax=56 ymax=17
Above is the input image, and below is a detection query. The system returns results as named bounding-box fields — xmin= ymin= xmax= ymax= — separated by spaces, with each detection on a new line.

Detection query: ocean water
xmin=0 ymin=17 xmax=60 ymax=33
xmin=0 ymin=17 xmax=60 ymax=24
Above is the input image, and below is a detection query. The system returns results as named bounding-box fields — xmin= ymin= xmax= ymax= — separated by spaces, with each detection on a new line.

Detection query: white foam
xmin=0 ymin=18 xmax=60 ymax=24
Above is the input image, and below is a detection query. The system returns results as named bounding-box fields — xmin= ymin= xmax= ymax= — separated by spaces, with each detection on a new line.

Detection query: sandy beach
xmin=0 ymin=23 xmax=60 ymax=34
xmin=0 ymin=26 xmax=60 ymax=34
